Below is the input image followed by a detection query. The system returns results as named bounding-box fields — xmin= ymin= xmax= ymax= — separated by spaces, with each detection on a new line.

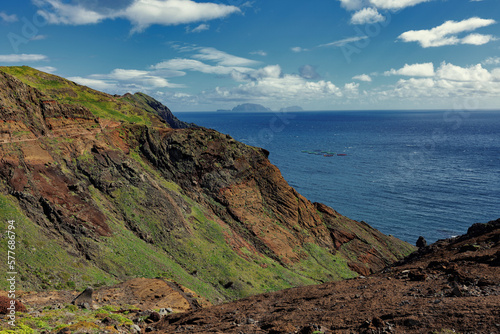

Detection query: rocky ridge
xmin=0 ymin=67 xmax=413 ymax=306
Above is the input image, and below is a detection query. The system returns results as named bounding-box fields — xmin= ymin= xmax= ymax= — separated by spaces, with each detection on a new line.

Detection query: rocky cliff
xmin=0 ymin=66 xmax=414 ymax=303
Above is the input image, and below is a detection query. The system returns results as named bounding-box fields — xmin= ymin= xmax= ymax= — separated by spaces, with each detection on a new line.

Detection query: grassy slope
xmin=0 ymin=66 xmax=157 ymax=126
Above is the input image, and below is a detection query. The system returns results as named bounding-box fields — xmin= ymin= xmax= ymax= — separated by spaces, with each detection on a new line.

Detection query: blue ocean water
xmin=176 ymin=110 xmax=500 ymax=244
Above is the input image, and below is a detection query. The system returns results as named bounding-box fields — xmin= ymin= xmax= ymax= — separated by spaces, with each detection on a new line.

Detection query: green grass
xmin=0 ymin=66 xmax=158 ymax=126
xmin=0 ymin=194 xmax=117 ymax=291
xmin=0 ymin=304 xmax=140 ymax=333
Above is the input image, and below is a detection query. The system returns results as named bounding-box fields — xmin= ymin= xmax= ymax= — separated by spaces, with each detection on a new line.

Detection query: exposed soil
xmin=16 ymin=278 xmax=209 ymax=314
xmin=152 ymin=219 xmax=500 ymax=334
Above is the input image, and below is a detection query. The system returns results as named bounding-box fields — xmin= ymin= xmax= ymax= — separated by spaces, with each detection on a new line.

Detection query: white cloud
xmin=492 ymin=69 xmax=500 ymax=81
xmin=339 ymin=0 xmax=430 ymax=11
xmin=398 ymin=17 xmax=497 ymax=48
xmin=153 ymin=58 xmax=254 ymax=77
xmin=339 ymin=0 xmax=367 ymax=11
xmin=35 ymin=0 xmax=240 ymax=32
xmin=192 ymin=47 xmax=259 ymax=67
xmin=187 ymin=23 xmax=209 ymax=33
xmin=374 ymin=61 xmax=500 ymax=104
xmin=460 ymin=33 xmax=496 ymax=45
xmin=250 ymin=50 xmax=267 ymax=57
xmin=69 ymin=67 xmax=187 ymax=94
xmin=320 ymin=36 xmax=369 ymax=47
xmin=483 ymin=57 xmax=500 ymax=65
xmin=353 ymin=74 xmax=372 ymax=82
xmin=30 ymin=35 xmax=48 ymax=41
xmin=291 ymin=46 xmax=307 ymax=53
xmin=368 ymin=0 xmax=431 ymax=10
xmin=90 ymin=68 xmax=185 ymax=88
xmin=0 ymin=11 xmax=18 ymax=23
xmin=436 ymin=62 xmax=492 ymax=82
xmin=351 ymin=7 xmax=384 ymax=24
xmin=385 ymin=63 xmax=435 ymax=77
xmin=125 ymin=0 xmax=240 ymax=32
xmin=36 ymin=0 xmax=108 ymax=24
xmin=68 ymin=77 xmax=120 ymax=91
xmin=35 ymin=66 xmax=57 ymax=73
xmin=210 ymin=71 xmax=342 ymax=103
xmin=0 ymin=54 xmax=48 ymax=62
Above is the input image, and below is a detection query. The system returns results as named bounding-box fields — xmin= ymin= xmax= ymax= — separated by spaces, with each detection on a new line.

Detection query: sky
xmin=0 ymin=0 xmax=499 ymax=111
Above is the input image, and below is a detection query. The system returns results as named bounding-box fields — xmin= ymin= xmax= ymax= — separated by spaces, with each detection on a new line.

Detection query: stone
xmin=147 ymin=311 xmax=161 ymax=322
xmin=416 ymin=236 xmax=427 ymax=248
xmin=130 ymin=324 xmax=141 ymax=334
xmin=71 ymin=287 xmax=93 ymax=309
xmin=451 ymin=286 xmax=463 ymax=297
xmin=159 ymin=308 xmax=170 ymax=316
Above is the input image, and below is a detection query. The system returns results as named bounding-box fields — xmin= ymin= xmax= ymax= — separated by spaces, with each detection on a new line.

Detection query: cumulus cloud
xmin=385 ymin=63 xmax=435 ymax=77
xmin=483 ymin=57 xmax=500 ymax=65
xmin=378 ymin=61 xmax=500 ymax=104
xmin=350 ymin=7 xmax=384 ymax=24
xmin=398 ymin=17 xmax=497 ymax=48
xmin=436 ymin=62 xmax=492 ymax=82
xmin=209 ymin=71 xmax=342 ymax=103
xmin=34 ymin=0 xmax=241 ymax=32
xmin=0 ymin=11 xmax=18 ymax=23
xmin=0 ymin=54 xmax=48 ymax=62
xmin=353 ymin=74 xmax=372 ymax=82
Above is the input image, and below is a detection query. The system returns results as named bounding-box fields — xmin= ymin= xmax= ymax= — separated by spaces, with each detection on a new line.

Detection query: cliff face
xmin=0 ymin=66 xmax=414 ymax=302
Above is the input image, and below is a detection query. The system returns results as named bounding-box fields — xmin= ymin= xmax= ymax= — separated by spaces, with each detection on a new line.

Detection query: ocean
xmin=176 ymin=110 xmax=500 ymax=244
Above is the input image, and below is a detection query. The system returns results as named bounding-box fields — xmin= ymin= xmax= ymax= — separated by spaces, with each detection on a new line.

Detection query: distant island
xmin=280 ymin=106 xmax=304 ymax=112
xmin=232 ymin=103 xmax=272 ymax=112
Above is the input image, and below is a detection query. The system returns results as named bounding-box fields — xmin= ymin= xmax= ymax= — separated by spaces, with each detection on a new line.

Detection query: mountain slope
xmin=0 ymin=66 xmax=414 ymax=302
xmin=154 ymin=219 xmax=500 ymax=333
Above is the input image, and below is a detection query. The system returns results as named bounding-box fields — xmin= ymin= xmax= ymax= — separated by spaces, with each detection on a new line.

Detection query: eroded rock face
xmin=0 ymin=67 xmax=414 ymax=300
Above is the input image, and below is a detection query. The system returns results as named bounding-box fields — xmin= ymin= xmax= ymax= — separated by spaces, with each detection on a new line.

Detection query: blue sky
xmin=0 ymin=0 xmax=499 ymax=111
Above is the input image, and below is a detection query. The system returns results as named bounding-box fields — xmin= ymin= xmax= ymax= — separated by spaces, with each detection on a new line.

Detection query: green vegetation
xmin=0 ymin=194 xmax=117 ymax=291
xmin=0 ymin=304 xmax=139 ymax=333
xmin=0 ymin=66 xmax=158 ymax=126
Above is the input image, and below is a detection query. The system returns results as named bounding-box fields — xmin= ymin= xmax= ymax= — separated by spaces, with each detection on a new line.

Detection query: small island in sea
xmin=231 ymin=103 xmax=272 ymax=112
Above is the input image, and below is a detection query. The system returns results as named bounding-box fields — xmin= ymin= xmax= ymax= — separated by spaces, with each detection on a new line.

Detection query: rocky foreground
xmin=0 ymin=219 xmax=498 ymax=333
xmin=151 ymin=219 xmax=500 ymax=334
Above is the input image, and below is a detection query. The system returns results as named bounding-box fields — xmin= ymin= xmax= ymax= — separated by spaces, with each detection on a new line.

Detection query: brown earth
xmin=0 ymin=296 xmax=27 ymax=314
xmin=16 ymin=278 xmax=209 ymax=314
xmin=152 ymin=219 xmax=500 ymax=334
